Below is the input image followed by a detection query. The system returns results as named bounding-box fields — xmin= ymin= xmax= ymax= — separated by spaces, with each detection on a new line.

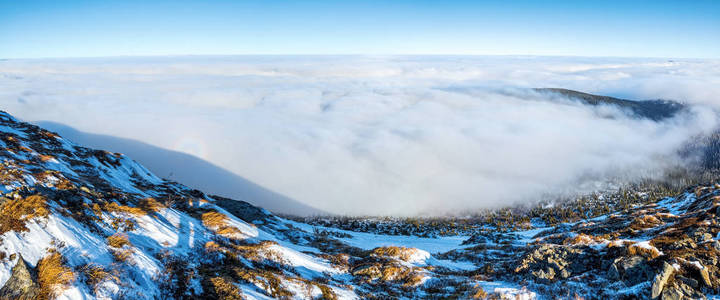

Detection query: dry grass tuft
xmin=107 ymin=233 xmax=133 ymax=262
xmin=627 ymin=243 xmax=662 ymax=259
xmin=371 ymin=246 xmax=418 ymax=262
xmin=38 ymin=155 xmax=55 ymax=162
xmin=202 ymin=211 xmax=245 ymax=239
xmin=471 ymin=285 xmax=488 ymax=298
xmin=202 ymin=211 xmax=229 ymax=229
xmin=37 ymin=250 xmax=75 ymax=300
xmin=563 ymin=234 xmax=604 ymax=245
xmin=0 ymin=194 xmax=50 ymax=235
xmin=107 ymin=233 xmax=131 ymax=248
xmin=103 ymin=202 xmax=146 ymax=217
xmin=79 ymin=264 xmax=119 ymax=295
xmin=235 ymin=268 xmax=292 ymax=298
xmin=0 ymin=161 xmax=26 ymax=184
xmin=138 ymin=197 xmax=164 ymax=213
xmin=208 ymin=276 xmax=244 ymax=300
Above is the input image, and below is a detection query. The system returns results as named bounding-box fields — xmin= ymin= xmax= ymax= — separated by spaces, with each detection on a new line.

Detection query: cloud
xmin=0 ymin=56 xmax=718 ymax=215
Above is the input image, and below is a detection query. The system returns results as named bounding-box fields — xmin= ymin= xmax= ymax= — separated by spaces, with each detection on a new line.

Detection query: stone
xmin=0 ymin=254 xmax=40 ymax=300
xmin=676 ymin=275 xmax=698 ymax=288
xmin=651 ymin=262 xmax=675 ymax=299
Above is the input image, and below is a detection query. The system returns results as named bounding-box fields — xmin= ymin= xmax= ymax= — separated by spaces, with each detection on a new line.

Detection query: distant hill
xmin=534 ymin=88 xmax=685 ymax=121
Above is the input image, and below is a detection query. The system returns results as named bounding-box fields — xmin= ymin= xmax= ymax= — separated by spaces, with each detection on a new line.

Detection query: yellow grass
xmin=138 ymin=197 xmax=164 ymax=213
xmin=371 ymin=246 xmax=417 ymax=261
xmin=107 ymin=233 xmax=131 ymax=248
xmin=103 ymin=202 xmax=146 ymax=217
xmin=0 ymin=194 xmax=50 ymax=235
xmin=209 ymin=276 xmax=244 ymax=300
xmin=37 ymin=250 xmax=75 ymax=300
xmin=38 ymin=154 xmax=55 ymax=162
xmin=627 ymin=243 xmax=662 ymax=259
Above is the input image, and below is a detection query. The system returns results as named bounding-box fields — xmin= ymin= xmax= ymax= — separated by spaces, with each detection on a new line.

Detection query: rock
xmin=677 ymin=275 xmax=698 ymax=288
xmin=661 ymin=285 xmax=683 ymax=300
xmin=352 ymin=264 xmax=381 ymax=280
xmin=0 ymin=254 xmax=40 ymax=300
xmin=651 ymin=262 xmax=675 ymax=299
xmin=616 ymin=256 xmax=654 ymax=285
xmin=607 ymin=263 xmax=620 ymax=281
xmin=559 ymin=268 xmax=571 ymax=279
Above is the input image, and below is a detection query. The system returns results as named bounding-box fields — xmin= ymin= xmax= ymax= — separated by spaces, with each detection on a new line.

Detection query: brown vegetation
xmin=107 ymin=233 xmax=133 ymax=262
xmin=37 ymin=250 xmax=75 ymax=300
xmin=0 ymin=194 xmax=50 ymax=235
xmin=371 ymin=246 xmax=420 ymax=262
xmin=207 ymin=276 xmax=243 ymax=300
xmin=79 ymin=264 xmax=119 ymax=295
xmin=138 ymin=197 xmax=164 ymax=213
xmin=202 ymin=211 xmax=245 ymax=239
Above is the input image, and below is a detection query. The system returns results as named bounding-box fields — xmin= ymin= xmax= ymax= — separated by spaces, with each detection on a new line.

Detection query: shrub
xmin=37 ymin=250 xmax=75 ymax=300
xmin=0 ymin=194 xmax=50 ymax=235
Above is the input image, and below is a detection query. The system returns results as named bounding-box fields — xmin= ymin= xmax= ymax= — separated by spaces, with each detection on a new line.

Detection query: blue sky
xmin=1 ymin=0 xmax=718 ymax=58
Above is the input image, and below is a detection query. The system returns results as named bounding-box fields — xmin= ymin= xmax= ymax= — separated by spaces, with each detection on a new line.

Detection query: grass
xmin=79 ymin=264 xmax=118 ymax=295
xmin=37 ymin=250 xmax=75 ymax=300
xmin=202 ymin=211 xmax=245 ymax=239
xmin=138 ymin=197 xmax=164 ymax=213
xmin=208 ymin=276 xmax=244 ymax=300
xmin=627 ymin=243 xmax=662 ymax=259
xmin=0 ymin=194 xmax=50 ymax=235
xmin=107 ymin=233 xmax=133 ymax=262
xmin=371 ymin=246 xmax=417 ymax=262
xmin=103 ymin=202 xmax=146 ymax=217
xmin=107 ymin=233 xmax=131 ymax=248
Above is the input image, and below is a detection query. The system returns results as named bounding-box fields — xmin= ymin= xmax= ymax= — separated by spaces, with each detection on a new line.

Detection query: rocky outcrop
xmin=514 ymin=245 xmax=600 ymax=284
xmin=651 ymin=262 xmax=674 ymax=299
xmin=0 ymin=254 xmax=40 ymax=300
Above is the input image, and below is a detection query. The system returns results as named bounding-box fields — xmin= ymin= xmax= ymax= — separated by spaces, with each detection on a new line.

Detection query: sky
xmin=1 ymin=0 xmax=719 ymax=58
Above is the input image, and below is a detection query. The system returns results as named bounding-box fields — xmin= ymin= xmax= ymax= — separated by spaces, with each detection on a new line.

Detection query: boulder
xmin=0 ymin=254 xmax=40 ymax=300
xmin=651 ymin=262 xmax=675 ymax=299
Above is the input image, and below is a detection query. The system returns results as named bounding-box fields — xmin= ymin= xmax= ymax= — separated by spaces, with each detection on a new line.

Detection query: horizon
xmin=1 ymin=0 xmax=719 ymax=59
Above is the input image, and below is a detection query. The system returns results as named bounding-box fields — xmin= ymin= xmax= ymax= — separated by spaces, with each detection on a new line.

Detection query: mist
xmin=0 ymin=56 xmax=718 ymax=215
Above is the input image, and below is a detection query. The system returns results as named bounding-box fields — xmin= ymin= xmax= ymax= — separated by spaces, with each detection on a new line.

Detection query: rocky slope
xmin=0 ymin=109 xmax=718 ymax=299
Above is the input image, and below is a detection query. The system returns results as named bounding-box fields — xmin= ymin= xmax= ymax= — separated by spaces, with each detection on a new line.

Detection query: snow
xmin=656 ymin=193 xmax=695 ymax=215
xmin=265 ymin=244 xmax=340 ymax=277
xmin=477 ymin=281 xmax=538 ymax=300
xmin=284 ymin=219 xmax=468 ymax=254
xmin=633 ymin=240 xmax=663 ymax=256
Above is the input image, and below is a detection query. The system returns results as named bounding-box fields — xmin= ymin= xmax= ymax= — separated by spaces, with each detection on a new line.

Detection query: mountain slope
xmin=34 ymin=121 xmax=323 ymax=216
xmin=0 ymin=110 xmax=718 ymax=299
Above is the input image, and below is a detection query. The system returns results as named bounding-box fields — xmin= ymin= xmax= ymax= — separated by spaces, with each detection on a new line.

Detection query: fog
xmin=0 ymin=56 xmax=718 ymax=215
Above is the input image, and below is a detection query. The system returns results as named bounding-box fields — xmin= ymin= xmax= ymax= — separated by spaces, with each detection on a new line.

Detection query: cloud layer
xmin=0 ymin=56 xmax=719 ymax=215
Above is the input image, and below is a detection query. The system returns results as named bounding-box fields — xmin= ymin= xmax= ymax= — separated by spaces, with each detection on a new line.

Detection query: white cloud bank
xmin=0 ymin=56 xmax=719 ymax=215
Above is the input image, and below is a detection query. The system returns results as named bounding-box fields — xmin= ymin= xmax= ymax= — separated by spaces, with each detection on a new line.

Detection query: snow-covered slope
xmin=0 ymin=109 xmax=717 ymax=299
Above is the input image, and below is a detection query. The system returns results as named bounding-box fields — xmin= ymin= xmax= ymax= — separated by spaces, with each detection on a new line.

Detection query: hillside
xmin=0 ymin=110 xmax=718 ymax=299
xmin=533 ymin=88 xmax=685 ymax=121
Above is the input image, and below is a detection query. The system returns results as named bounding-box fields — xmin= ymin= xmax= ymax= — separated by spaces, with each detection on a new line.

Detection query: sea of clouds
xmin=0 ymin=56 xmax=719 ymax=215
